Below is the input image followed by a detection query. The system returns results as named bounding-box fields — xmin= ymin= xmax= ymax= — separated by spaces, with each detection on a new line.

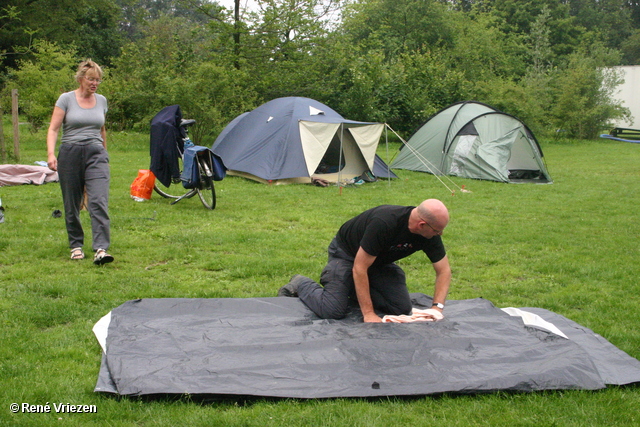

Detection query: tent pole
xmin=338 ymin=123 xmax=345 ymax=190
xmin=385 ymin=124 xmax=391 ymax=186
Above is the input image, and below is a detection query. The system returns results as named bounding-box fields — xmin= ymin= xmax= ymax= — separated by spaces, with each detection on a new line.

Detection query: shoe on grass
xmin=70 ymin=247 xmax=85 ymax=260
xmin=93 ymin=248 xmax=114 ymax=265
xmin=277 ymin=274 xmax=305 ymax=297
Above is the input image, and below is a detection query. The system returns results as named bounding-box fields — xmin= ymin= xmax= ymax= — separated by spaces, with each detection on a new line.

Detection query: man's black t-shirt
xmin=335 ymin=205 xmax=446 ymax=265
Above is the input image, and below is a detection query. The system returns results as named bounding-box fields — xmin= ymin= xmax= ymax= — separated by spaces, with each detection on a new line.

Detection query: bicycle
xmin=150 ymin=108 xmax=223 ymax=210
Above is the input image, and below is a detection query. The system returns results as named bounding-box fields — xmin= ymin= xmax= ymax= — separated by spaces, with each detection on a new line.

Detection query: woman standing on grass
xmin=46 ymin=59 xmax=114 ymax=265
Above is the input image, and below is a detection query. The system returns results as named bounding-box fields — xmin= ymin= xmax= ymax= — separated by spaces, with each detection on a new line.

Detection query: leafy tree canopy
xmin=2 ymin=0 xmax=638 ymax=139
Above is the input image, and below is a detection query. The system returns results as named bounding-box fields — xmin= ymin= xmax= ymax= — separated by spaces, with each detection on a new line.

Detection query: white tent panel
xmin=347 ymin=123 xmax=385 ymax=170
xmin=299 ymin=121 xmax=341 ymax=176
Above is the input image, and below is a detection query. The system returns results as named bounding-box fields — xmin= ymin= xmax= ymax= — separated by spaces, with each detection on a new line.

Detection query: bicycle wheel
xmin=156 ymin=182 xmax=197 ymax=201
xmin=153 ymin=155 xmax=183 ymax=199
xmin=196 ymin=156 xmax=216 ymax=210
xmin=154 ymin=181 xmax=181 ymax=199
xmin=197 ymin=178 xmax=216 ymax=210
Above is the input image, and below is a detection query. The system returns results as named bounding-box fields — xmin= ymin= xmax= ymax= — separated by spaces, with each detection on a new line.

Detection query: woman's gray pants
xmin=297 ymin=238 xmax=413 ymax=319
xmin=57 ymin=143 xmax=111 ymax=251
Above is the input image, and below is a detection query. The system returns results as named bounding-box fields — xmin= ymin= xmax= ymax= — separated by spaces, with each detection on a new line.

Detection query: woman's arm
xmin=46 ymin=106 xmax=65 ymax=171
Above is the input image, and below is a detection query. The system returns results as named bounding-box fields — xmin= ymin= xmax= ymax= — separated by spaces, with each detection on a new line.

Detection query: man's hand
xmin=381 ymin=308 xmax=444 ymax=323
xmin=363 ymin=312 xmax=382 ymax=323
xmin=420 ymin=308 xmax=444 ymax=320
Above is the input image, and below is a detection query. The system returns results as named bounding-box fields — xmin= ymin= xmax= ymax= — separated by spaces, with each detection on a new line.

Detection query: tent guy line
xmin=385 ymin=123 xmax=470 ymax=195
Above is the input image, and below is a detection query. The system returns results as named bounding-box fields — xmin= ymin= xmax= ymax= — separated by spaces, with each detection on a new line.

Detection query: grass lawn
xmin=1 ymin=128 xmax=639 ymax=426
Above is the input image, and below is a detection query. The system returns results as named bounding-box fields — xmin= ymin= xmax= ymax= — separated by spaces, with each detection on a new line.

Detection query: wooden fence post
xmin=0 ymin=106 xmax=5 ymax=163
xmin=12 ymin=89 xmax=19 ymax=161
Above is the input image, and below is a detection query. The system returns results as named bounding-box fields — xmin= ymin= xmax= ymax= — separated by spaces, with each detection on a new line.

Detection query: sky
xmin=217 ymin=0 xmax=258 ymax=12
xmin=214 ymin=0 xmax=343 ymax=27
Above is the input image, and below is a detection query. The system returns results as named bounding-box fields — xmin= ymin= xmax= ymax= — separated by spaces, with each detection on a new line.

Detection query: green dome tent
xmin=391 ymin=101 xmax=552 ymax=183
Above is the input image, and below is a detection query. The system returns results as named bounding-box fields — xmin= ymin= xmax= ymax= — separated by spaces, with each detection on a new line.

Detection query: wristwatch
xmin=432 ymin=302 xmax=445 ymax=309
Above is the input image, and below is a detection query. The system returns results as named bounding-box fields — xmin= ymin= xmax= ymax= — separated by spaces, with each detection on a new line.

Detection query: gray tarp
xmin=93 ymin=294 xmax=640 ymax=398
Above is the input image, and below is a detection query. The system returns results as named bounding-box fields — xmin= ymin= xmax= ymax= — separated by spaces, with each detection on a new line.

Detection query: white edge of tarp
xmin=299 ymin=121 xmax=341 ymax=176
xmin=502 ymin=307 xmax=568 ymax=339
xmin=93 ymin=311 xmax=112 ymax=354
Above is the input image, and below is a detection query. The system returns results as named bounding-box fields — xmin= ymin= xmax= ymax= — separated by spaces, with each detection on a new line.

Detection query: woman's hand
xmin=47 ymin=153 xmax=58 ymax=171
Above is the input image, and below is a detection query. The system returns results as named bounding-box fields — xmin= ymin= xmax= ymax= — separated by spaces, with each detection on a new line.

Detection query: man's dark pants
xmin=297 ymin=238 xmax=413 ymax=319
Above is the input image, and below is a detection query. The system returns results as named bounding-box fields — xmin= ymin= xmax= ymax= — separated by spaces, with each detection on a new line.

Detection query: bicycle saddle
xmin=180 ymin=119 xmax=196 ymax=127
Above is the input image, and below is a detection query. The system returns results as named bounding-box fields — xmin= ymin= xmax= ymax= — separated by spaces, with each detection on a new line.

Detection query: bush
xmin=2 ymin=40 xmax=77 ymax=132
xmin=101 ymin=15 xmax=258 ymax=140
xmin=548 ymin=46 xmax=630 ymax=139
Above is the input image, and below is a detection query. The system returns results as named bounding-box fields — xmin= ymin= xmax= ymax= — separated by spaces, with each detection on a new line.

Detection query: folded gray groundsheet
xmin=93 ymin=294 xmax=640 ymax=398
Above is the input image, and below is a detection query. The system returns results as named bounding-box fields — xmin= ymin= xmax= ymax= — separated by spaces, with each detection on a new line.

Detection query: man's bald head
xmin=415 ymin=199 xmax=449 ymax=234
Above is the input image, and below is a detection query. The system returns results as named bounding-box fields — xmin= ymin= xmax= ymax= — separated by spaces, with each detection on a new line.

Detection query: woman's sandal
xmin=71 ymin=247 xmax=85 ymax=260
xmin=93 ymin=248 xmax=114 ymax=265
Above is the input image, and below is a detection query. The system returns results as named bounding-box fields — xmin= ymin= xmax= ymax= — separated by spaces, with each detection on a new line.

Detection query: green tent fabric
xmin=391 ymin=101 xmax=552 ymax=183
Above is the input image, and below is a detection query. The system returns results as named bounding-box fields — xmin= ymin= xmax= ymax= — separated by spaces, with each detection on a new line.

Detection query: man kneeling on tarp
xmin=278 ymin=199 xmax=451 ymax=323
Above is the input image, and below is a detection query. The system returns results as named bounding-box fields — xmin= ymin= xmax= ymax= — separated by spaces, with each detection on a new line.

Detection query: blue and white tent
xmin=212 ymin=97 xmax=396 ymax=184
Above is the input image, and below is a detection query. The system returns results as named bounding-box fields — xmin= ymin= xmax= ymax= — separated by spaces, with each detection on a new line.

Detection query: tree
xmin=566 ymin=0 xmax=633 ymax=50
xmin=341 ymin=0 xmax=455 ymax=59
xmin=488 ymin=0 xmax=584 ymax=60
xmin=103 ymin=15 xmax=257 ymax=138
xmin=620 ymin=29 xmax=640 ymax=63
xmin=116 ymin=0 xmax=222 ymax=41
xmin=242 ymin=0 xmax=339 ymax=61
xmin=549 ymin=44 xmax=630 ymax=138
xmin=0 ymin=0 xmax=123 ymax=74
xmin=2 ymin=40 xmax=77 ymax=131
xmin=627 ymin=0 xmax=640 ymax=28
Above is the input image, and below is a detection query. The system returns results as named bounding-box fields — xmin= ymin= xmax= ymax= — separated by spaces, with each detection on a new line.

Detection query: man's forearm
xmin=431 ymin=257 xmax=452 ymax=308
xmin=353 ymin=270 xmax=375 ymax=317
xmin=432 ymin=274 xmax=450 ymax=305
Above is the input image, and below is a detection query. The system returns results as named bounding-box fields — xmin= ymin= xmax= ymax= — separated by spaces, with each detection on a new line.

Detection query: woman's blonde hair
xmin=75 ymin=59 xmax=103 ymax=83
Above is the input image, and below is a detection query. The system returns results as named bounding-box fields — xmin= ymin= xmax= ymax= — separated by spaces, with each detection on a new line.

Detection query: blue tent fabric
xmin=373 ymin=154 xmax=398 ymax=179
xmin=94 ymin=294 xmax=640 ymax=399
xmin=212 ymin=97 xmax=394 ymax=183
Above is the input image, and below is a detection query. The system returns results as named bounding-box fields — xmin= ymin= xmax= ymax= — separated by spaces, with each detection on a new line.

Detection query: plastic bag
xmin=130 ymin=169 xmax=156 ymax=201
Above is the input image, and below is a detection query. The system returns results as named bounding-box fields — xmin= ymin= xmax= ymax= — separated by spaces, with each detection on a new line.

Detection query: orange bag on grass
xmin=130 ymin=169 xmax=156 ymax=201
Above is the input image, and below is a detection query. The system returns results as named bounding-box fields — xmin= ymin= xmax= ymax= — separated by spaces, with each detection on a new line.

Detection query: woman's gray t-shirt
xmin=55 ymin=91 xmax=108 ymax=145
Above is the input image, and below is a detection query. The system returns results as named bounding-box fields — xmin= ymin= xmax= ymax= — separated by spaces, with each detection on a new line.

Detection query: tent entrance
xmin=314 ymin=134 xmax=345 ymax=174
xmin=303 ymin=124 xmax=374 ymax=183
xmin=508 ymin=170 xmax=548 ymax=182
xmin=506 ymin=129 xmax=551 ymax=183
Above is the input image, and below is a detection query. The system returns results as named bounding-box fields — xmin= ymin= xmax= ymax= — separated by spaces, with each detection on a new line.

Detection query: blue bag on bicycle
xmin=181 ymin=146 xmax=226 ymax=189
xmin=210 ymin=153 xmax=226 ymax=181
xmin=181 ymin=146 xmax=206 ymax=189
